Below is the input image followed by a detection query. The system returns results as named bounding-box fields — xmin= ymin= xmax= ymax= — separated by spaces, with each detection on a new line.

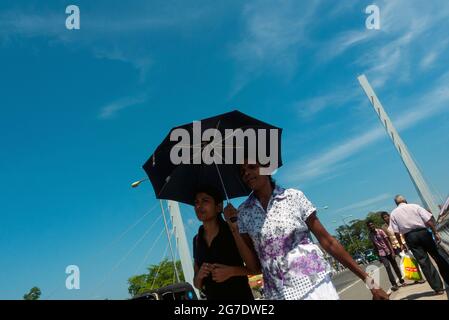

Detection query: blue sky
xmin=1 ymin=0 xmax=448 ymax=299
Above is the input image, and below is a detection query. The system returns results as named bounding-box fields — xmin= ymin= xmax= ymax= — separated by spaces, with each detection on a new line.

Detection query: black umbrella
xmin=142 ymin=110 xmax=282 ymax=206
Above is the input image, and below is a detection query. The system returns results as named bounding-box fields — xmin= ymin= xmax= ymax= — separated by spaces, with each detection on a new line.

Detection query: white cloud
xmin=420 ymin=39 xmax=449 ymax=71
xmin=229 ymin=0 xmax=321 ymax=96
xmin=93 ymin=47 xmax=152 ymax=81
xmin=294 ymin=86 xmax=361 ymax=120
xmin=98 ymin=95 xmax=147 ymax=119
xmin=229 ymin=1 xmax=449 ymax=98
xmin=333 ymin=193 xmax=392 ymax=215
xmin=318 ymin=30 xmax=373 ymax=62
xmin=395 ymin=72 xmax=449 ymax=129
xmin=284 ymin=71 xmax=449 ymax=184
xmin=365 ymin=1 xmax=449 ymax=86
xmin=320 ymin=1 xmax=449 ymax=87
xmin=0 ymin=4 xmax=211 ymax=37
xmin=285 ymin=126 xmax=385 ymax=183
xmin=420 ymin=52 xmax=438 ymax=70
xmin=0 ymin=4 xmax=214 ymax=79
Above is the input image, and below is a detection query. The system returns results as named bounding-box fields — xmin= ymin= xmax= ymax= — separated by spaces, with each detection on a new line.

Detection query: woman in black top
xmin=192 ymin=186 xmax=254 ymax=300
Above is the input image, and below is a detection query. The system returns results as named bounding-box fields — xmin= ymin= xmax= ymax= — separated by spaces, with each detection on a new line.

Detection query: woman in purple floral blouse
xmin=224 ymin=162 xmax=389 ymax=300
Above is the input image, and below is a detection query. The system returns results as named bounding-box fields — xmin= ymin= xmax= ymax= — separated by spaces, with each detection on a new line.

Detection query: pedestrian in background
xmin=367 ymin=220 xmax=405 ymax=291
xmin=390 ymin=195 xmax=449 ymax=295
xmin=380 ymin=212 xmax=404 ymax=254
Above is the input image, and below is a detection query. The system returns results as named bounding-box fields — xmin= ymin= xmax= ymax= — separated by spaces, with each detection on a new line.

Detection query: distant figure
xmin=390 ymin=195 xmax=449 ymax=295
xmin=367 ymin=220 xmax=405 ymax=291
xmin=379 ymin=212 xmax=403 ymax=255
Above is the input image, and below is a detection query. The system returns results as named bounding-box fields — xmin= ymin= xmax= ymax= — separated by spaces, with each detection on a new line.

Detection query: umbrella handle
xmin=214 ymin=162 xmax=240 ymax=223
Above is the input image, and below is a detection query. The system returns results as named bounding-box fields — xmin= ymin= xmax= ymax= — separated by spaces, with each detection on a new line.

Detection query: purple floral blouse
xmin=238 ymin=185 xmax=333 ymax=299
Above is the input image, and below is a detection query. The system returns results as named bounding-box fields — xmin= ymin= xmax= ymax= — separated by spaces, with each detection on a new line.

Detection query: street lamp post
xmin=131 ymin=178 xmax=180 ymax=282
xmin=159 ymin=200 xmax=181 ymax=283
xmin=341 ymin=215 xmax=357 ymax=250
xmin=131 ymin=178 xmax=149 ymax=188
xmin=341 ymin=215 xmax=366 ymax=262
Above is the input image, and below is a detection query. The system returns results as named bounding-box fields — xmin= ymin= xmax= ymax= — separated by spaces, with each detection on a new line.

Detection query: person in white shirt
xmin=390 ymin=195 xmax=449 ymax=295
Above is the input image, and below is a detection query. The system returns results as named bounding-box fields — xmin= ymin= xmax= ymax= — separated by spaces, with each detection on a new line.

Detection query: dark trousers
xmin=379 ymin=254 xmax=403 ymax=286
xmin=404 ymin=228 xmax=449 ymax=291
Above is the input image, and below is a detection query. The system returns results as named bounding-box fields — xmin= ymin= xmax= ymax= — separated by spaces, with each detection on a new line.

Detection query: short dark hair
xmin=366 ymin=220 xmax=375 ymax=227
xmin=240 ymin=160 xmax=277 ymax=189
xmin=194 ymin=185 xmax=223 ymax=205
xmin=379 ymin=211 xmax=389 ymax=219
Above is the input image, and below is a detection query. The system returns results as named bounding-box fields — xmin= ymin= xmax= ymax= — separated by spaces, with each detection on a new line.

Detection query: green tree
xmin=334 ymin=211 xmax=386 ymax=256
xmin=128 ymin=259 xmax=185 ymax=297
xmin=23 ymin=287 xmax=41 ymax=300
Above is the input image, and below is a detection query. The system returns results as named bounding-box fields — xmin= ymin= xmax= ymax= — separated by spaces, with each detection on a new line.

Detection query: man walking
xmin=380 ymin=212 xmax=403 ymax=255
xmin=390 ymin=195 xmax=449 ymax=295
xmin=380 ymin=211 xmax=426 ymax=285
xmin=367 ymin=220 xmax=405 ymax=291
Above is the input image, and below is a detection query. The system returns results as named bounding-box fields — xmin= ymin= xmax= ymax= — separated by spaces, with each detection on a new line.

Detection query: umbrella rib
xmin=157 ymin=173 xmax=172 ymax=198
xmin=172 ymin=144 xmax=242 ymax=149
xmin=151 ymin=122 xmax=256 ymax=164
xmin=209 ymin=125 xmax=260 ymax=148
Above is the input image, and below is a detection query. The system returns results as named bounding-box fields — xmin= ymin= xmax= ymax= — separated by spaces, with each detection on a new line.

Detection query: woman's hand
xmin=371 ymin=288 xmax=390 ymax=300
xmin=197 ymin=263 xmax=213 ymax=281
xmin=224 ymin=204 xmax=239 ymax=232
xmin=211 ymin=264 xmax=235 ymax=283
xmin=366 ymin=276 xmax=390 ymax=300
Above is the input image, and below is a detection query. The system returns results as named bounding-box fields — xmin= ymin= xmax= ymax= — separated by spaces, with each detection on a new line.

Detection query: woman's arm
xmin=193 ymin=262 xmax=202 ymax=290
xmin=193 ymin=261 xmax=213 ymax=290
xmin=306 ymin=212 xmax=389 ymax=300
xmin=231 ymin=231 xmax=262 ymax=274
xmin=211 ymin=264 xmax=253 ymax=283
xmin=224 ymin=204 xmax=262 ymax=274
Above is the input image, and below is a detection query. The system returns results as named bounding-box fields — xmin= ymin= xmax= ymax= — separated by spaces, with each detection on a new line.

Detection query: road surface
xmin=332 ymin=261 xmax=395 ymax=300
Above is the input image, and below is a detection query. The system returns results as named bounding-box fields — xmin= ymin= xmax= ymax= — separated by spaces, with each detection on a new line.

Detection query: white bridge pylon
xmin=358 ymin=74 xmax=440 ymax=218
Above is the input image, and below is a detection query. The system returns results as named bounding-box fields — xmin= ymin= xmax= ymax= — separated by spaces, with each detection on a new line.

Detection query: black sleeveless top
xmin=193 ymin=217 xmax=254 ymax=300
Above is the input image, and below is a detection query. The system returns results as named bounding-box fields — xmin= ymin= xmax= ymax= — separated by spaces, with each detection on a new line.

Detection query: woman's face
xmin=240 ymin=162 xmax=269 ymax=191
xmin=194 ymin=192 xmax=221 ymax=222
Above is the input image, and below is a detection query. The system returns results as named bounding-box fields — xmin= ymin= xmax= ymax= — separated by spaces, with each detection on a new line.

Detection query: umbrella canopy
xmin=143 ymin=110 xmax=282 ymax=205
